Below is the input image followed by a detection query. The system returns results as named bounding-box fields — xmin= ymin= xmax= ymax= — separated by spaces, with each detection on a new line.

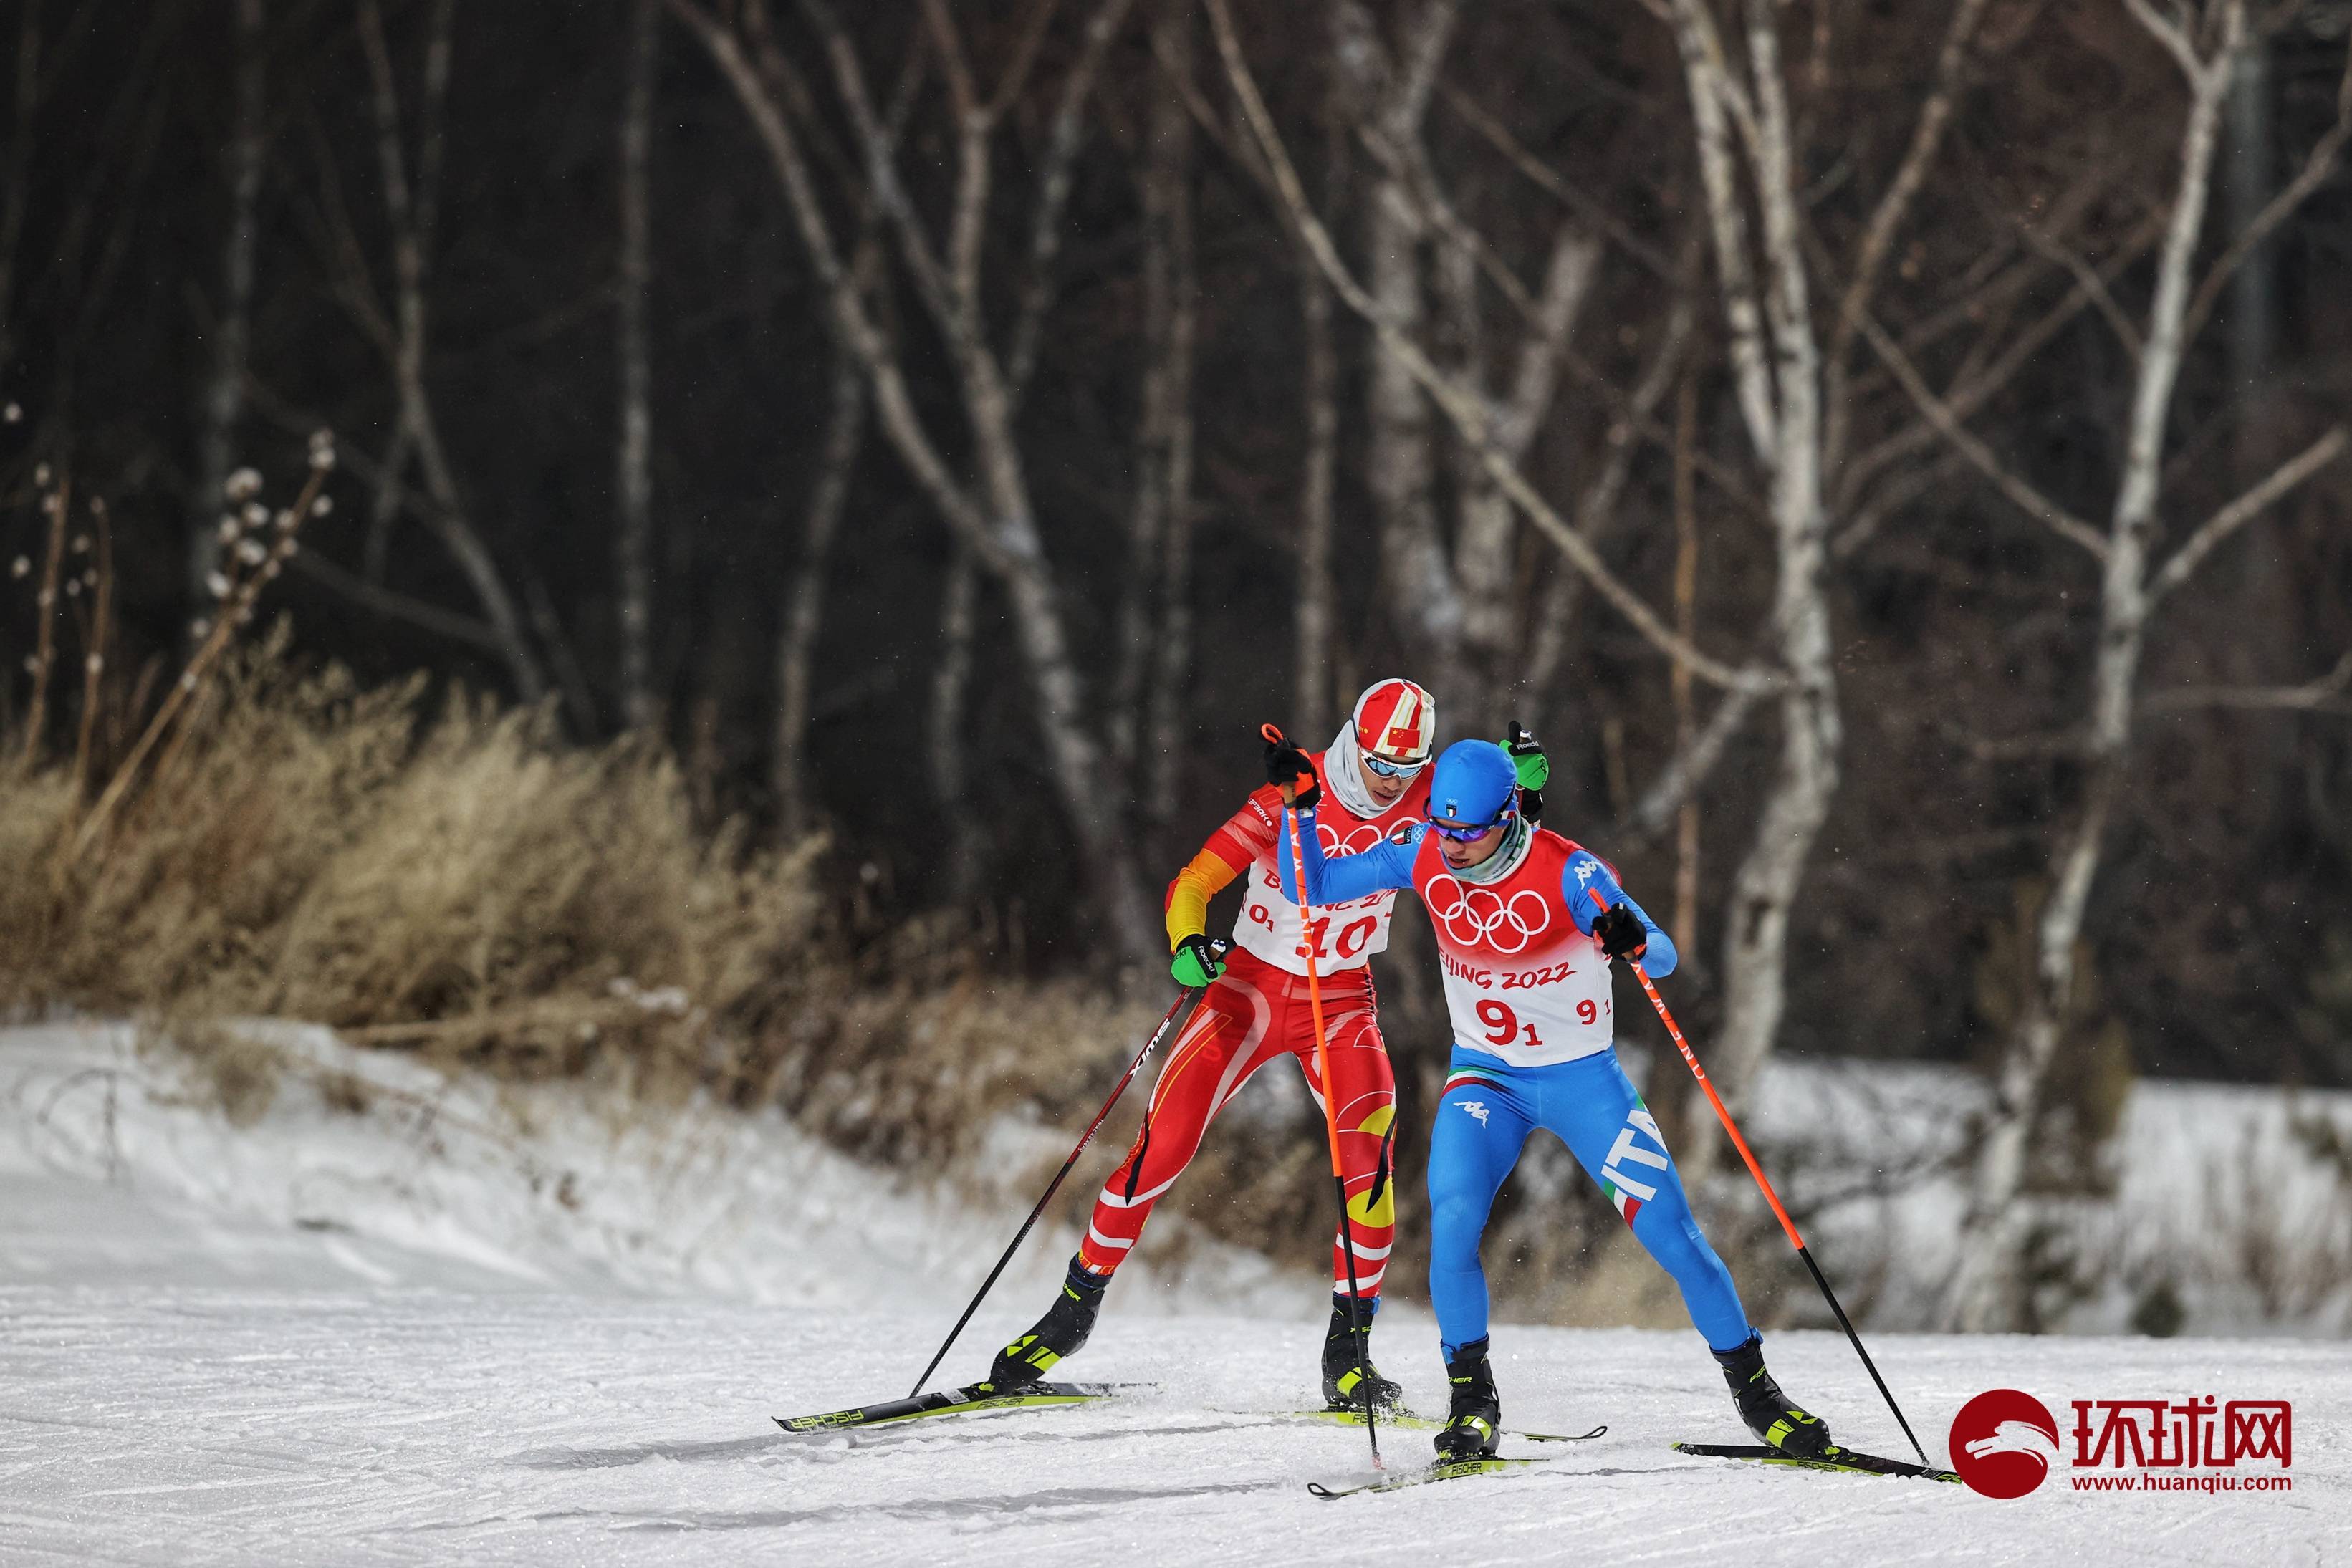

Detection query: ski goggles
xmin=1427 ymin=812 xmax=1511 ymax=842
xmin=1360 ymin=751 xmax=1428 ymax=779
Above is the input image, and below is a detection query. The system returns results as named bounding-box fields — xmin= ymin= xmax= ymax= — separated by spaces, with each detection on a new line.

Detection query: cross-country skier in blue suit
xmin=1269 ymin=730 xmax=1835 ymax=1461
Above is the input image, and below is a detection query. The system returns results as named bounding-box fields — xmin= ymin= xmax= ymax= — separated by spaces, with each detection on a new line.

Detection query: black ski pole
xmin=906 ymin=952 xmax=1224 ymax=1399
xmin=1600 ymin=895 xmax=1932 ymax=1468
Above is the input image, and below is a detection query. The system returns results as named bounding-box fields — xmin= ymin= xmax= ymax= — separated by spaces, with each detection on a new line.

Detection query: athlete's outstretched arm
xmin=1272 ymin=804 xmax=1418 ymax=905
xmin=1562 ymin=850 xmax=1679 ymax=977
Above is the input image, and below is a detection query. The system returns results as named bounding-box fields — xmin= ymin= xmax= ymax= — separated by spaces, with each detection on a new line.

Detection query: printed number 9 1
xmin=1475 ymin=999 xmax=1545 ymax=1049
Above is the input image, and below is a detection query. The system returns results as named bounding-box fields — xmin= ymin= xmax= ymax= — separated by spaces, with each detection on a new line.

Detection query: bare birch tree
xmin=1141 ymin=0 xmax=1199 ymax=825
xmin=1110 ymin=0 xmax=1194 ymax=787
xmin=1651 ymin=0 xmax=1844 ymax=1180
xmin=0 ymin=0 xmax=40 ymax=382
xmin=774 ymin=355 xmax=864 ymax=841
xmin=615 ymin=0 xmax=659 ymax=733
xmin=341 ymin=0 xmax=549 ymax=705
xmin=671 ymin=0 xmax=1163 ymax=973
xmin=1219 ymin=0 xmax=1999 ymax=1180
xmin=189 ymin=0 xmax=266 ymax=619
xmin=1934 ymin=0 xmax=2352 ymax=1330
xmin=1293 ymin=210 xmax=1340 ymax=737
xmin=1324 ymin=0 xmax=1616 ymax=734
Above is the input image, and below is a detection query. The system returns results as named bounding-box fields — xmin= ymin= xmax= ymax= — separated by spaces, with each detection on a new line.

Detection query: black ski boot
xmin=981 ymin=1260 xmax=1107 ymax=1392
xmin=1713 ymin=1334 xmax=1833 ymax=1458
xmin=1320 ymin=1296 xmax=1403 ymax=1413
xmin=1434 ymin=1337 xmax=1501 ymax=1460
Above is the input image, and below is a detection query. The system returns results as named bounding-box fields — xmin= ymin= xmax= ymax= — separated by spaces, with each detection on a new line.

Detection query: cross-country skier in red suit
xmin=984 ymin=680 xmax=1509 ymax=1410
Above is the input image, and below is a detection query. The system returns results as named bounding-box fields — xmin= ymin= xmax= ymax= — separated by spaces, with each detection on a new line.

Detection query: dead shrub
xmin=0 ymin=641 xmax=819 ymax=1095
xmin=169 ymin=1020 xmax=285 ymax=1129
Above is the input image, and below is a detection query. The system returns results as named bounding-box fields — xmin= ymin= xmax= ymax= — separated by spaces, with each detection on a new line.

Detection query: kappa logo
xmin=1457 ymin=1100 xmax=1491 ymax=1126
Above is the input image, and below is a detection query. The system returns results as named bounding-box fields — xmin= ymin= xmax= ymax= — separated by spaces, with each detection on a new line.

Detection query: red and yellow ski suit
xmin=1077 ymin=760 xmax=1428 ymax=1296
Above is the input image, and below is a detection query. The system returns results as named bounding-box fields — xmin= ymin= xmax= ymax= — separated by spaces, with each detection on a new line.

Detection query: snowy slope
xmin=1742 ymin=1059 xmax=2352 ymax=1336
xmin=0 ymin=1021 xmax=1302 ymax=1312
xmin=3 ymin=1024 xmax=2347 ymax=1566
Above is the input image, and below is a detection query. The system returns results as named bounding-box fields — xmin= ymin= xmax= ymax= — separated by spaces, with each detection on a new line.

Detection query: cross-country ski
xmin=1271 ymin=1409 xmax=1608 ymax=1444
xmin=774 ymin=1382 xmax=1156 ymax=1434
xmin=1307 ymin=1454 xmax=1571 ymax=1499
xmin=1671 ymin=1441 xmax=1962 ymax=1483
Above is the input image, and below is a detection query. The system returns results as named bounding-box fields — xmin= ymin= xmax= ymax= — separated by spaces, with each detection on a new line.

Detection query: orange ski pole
xmin=1265 ymin=723 xmax=1381 ymax=1469
xmin=1595 ymin=893 xmax=1929 ymax=1468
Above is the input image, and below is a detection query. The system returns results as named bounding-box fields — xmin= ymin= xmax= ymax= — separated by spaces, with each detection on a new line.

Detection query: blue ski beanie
xmin=1429 ymin=739 xmax=1518 ymax=827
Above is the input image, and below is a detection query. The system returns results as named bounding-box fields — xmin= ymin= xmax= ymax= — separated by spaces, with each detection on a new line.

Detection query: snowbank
xmin=0 ymin=1021 xmax=1309 ymax=1317
xmin=1744 ymin=1058 xmax=2352 ymax=1337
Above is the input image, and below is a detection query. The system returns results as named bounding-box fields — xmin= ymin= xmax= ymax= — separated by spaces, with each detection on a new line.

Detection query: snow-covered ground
xmin=3 ymin=1023 xmax=2346 ymax=1564
xmin=1742 ymin=1059 xmax=2352 ymax=1336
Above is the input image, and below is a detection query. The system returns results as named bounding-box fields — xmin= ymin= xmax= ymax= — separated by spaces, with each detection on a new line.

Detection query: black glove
xmin=1506 ymin=720 xmax=1547 ymax=822
xmin=1593 ymin=903 xmax=1648 ymax=961
xmin=1264 ymin=733 xmax=1321 ymax=811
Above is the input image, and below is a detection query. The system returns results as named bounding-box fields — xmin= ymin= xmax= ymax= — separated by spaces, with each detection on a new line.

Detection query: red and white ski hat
xmin=1350 ymin=678 xmax=1436 ymax=766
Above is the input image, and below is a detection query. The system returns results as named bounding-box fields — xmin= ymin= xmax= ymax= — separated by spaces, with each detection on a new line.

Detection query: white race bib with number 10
xmin=1234 ymin=809 xmax=1399 ymax=976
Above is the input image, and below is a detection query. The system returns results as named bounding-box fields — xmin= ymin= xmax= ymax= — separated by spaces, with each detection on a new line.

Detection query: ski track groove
xmin=9 ymin=1293 xmax=2342 ymax=1567
xmin=3 ymin=1026 xmax=2346 ymax=1565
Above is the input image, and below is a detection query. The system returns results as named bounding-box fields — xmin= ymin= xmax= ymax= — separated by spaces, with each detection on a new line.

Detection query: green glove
xmin=1504 ymin=721 xmax=1550 ymax=792
xmin=1171 ymin=935 xmax=1227 ymax=989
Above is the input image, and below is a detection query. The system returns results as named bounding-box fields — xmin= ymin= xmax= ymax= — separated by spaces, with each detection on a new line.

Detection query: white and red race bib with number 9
xmin=1411 ymin=829 xmax=1616 ymax=1066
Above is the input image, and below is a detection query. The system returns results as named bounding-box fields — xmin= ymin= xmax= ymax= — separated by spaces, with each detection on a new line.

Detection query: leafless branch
xmin=1831 ymin=448 xmax=1968 ymax=557
xmin=2017 ymin=218 xmax=2141 ymax=360
xmin=2181 ymin=42 xmax=2352 ymax=345
xmin=669 ymin=0 xmax=992 ymax=554
xmin=1852 ymin=306 xmax=2108 ymax=558
xmin=2142 ymin=650 xmax=2352 ymax=714
xmin=797 ymin=0 xmax=960 ymax=335
xmin=1007 ymin=0 xmax=1138 ymax=403
xmin=1823 ymin=0 xmax=1992 ymax=473
xmin=985 ymin=0 xmax=1064 ymax=122
xmin=1836 ymin=211 xmax=2165 ymax=511
xmin=290 ymin=549 xmax=507 ymax=655
xmin=1203 ymin=0 xmax=1782 ymax=696
xmin=2125 ymin=0 xmax=2209 ymax=84
xmin=1436 ymin=83 xmax=1677 ymax=279
xmin=1667 ymin=0 xmax=1777 ymax=464
xmin=1944 ymin=722 xmax=2087 ymax=762
xmin=1618 ymin=682 xmax=1765 ymax=840
xmin=2148 ymin=425 xmax=2349 ymax=602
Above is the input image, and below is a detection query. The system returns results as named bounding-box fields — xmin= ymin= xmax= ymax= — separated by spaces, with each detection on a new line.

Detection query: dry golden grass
xmin=0 ymin=640 xmax=1150 ymax=1161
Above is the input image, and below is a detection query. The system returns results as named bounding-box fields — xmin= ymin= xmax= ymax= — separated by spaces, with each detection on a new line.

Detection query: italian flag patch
xmin=1441 ymin=1067 xmax=1507 ymax=1099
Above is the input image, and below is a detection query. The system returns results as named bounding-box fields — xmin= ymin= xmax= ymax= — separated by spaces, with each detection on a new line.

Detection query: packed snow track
xmin=1 ymin=1026 xmax=2342 ymax=1564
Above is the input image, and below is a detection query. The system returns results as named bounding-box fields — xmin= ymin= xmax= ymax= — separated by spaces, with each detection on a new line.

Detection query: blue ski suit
xmin=1280 ymin=804 xmax=1754 ymax=1356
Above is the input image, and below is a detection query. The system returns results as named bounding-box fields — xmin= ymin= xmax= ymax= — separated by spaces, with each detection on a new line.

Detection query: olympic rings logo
xmin=1317 ymin=821 xmax=1387 ymax=857
xmin=1424 ymin=874 xmax=1551 ymax=954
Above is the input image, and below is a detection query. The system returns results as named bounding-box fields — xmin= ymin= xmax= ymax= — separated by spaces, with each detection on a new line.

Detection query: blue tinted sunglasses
xmin=1362 ymin=751 xmax=1427 ymax=779
xmin=1428 ymin=812 xmax=1510 ymax=842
